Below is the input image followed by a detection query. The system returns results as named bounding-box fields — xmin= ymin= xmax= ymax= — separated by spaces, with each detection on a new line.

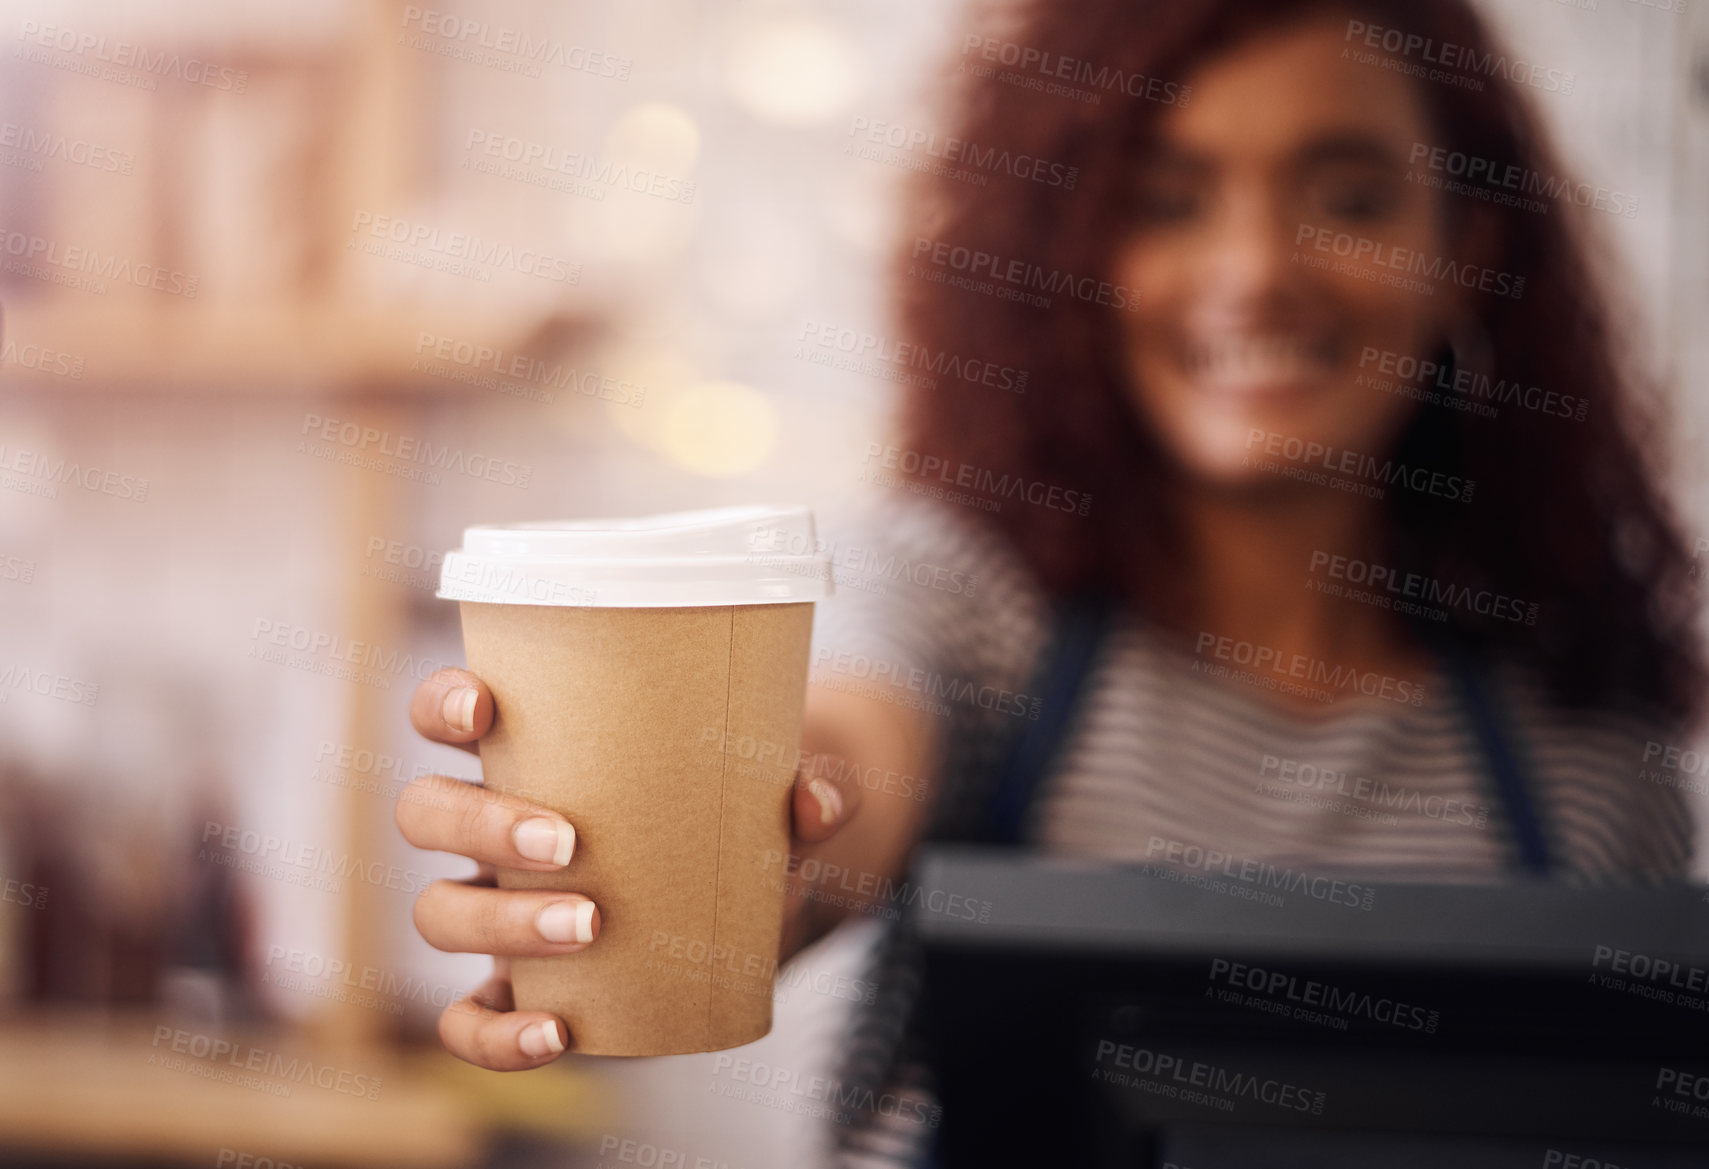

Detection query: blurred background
xmin=0 ymin=0 xmax=1706 ymax=1165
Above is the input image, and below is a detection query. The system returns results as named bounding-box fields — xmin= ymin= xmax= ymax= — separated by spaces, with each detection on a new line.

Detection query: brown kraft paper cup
xmin=458 ymin=599 xmax=815 ymax=1057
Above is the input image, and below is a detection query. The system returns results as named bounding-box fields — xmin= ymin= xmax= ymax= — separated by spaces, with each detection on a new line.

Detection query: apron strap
xmin=981 ymin=601 xmax=1552 ymax=876
xmin=983 ymin=595 xmax=1118 ymax=845
xmin=1438 ymin=641 xmax=1553 ymax=876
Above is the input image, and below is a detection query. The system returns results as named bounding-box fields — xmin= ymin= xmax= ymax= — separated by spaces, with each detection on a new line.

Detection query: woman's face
xmin=1112 ymin=16 xmax=1461 ymax=488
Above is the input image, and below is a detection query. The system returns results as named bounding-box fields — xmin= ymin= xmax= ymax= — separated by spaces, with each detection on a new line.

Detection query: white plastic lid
xmin=437 ymin=504 xmax=833 ymax=608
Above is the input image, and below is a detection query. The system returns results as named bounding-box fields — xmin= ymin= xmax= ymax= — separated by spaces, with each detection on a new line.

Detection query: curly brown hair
xmin=891 ymin=0 xmax=1705 ymax=721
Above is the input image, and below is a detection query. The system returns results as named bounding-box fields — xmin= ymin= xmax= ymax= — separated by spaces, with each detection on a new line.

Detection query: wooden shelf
xmin=1 ymin=297 xmax=596 ymax=398
xmin=0 ymin=1009 xmax=611 ymax=1167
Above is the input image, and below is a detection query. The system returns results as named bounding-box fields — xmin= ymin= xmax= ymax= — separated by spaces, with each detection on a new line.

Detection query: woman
xmin=396 ymin=0 xmax=1702 ymax=1160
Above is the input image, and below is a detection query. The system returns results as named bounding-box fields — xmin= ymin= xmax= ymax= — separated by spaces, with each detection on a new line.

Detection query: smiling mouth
xmin=1183 ymin=333 xmax=1340 ymax=396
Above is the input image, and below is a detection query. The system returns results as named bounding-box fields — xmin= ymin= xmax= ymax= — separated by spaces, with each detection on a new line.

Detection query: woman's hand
xmin=396 ymin=667 xmax=861 ymax=1070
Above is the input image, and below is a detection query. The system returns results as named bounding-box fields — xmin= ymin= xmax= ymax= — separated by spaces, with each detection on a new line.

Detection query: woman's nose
xmin=1200 ymin=192 xmax=1301 ymax=305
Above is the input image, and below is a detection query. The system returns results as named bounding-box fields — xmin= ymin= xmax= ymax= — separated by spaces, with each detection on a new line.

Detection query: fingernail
xmin=514 ymin=817 xmax=575 ymax=866
xmin=442 ymin=686 xmax=478 ymax=734
xmin=807 ymin=779 xmax=842 ymax=826
xmin=519 ymin=1019 xmax=565 ymax=1058
xmin=537 ymin=899 xmax=598 ymax=944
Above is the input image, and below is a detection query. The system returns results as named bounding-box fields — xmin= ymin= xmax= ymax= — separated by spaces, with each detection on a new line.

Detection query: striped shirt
xmin=810 ymin=494 xmax=1692 ymax=1168
xmin=813 ymin=495 xmax=1691 ymax=878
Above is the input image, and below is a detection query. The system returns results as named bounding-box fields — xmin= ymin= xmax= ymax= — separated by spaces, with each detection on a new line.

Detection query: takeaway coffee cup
xmin=437 ymin=505 xmax=831 ymax=1056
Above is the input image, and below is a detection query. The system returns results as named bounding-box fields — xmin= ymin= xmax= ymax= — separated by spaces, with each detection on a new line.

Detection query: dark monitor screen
xmin=908 ymin=847 xmax=1709 ymax=1169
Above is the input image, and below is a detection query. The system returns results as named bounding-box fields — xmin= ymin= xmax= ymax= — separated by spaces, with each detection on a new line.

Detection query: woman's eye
xmin=1312 ymin=173 xmax=1401 ymax=222
xmin=1132 ymin=177 xmax=1203 ymax=223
